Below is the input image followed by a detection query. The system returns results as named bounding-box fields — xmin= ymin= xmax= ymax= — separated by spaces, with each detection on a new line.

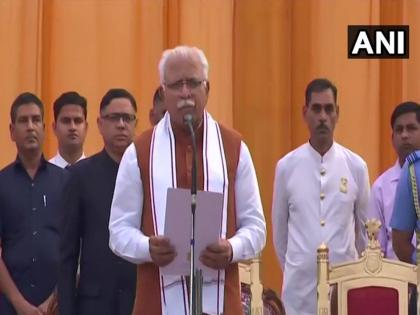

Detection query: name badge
xmin=340 ymin=177 xmax=348 ymax=193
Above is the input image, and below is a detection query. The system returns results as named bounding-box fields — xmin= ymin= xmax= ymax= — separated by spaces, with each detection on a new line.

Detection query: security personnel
xmin=391 ymin=150 xmax=420 ymax=315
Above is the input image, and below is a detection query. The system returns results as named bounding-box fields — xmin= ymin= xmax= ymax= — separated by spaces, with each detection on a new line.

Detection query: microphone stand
xmin=185 ymin=114 xmax=203 ymax=315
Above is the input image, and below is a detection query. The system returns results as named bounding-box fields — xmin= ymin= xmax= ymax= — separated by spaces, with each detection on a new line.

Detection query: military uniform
xmin=390 ymin=150 xmax=420 ymax=315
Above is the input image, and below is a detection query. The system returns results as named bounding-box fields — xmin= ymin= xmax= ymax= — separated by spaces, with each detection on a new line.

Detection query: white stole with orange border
xmin=149 ymin=111 xmax=228 ymax=315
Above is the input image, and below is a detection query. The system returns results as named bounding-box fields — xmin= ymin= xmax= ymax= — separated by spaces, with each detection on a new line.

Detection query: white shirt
xmin=109 ymin=142 xmax=266 ymax=265
xmin=272 ymin=142 xmax=370 ymax=315
xmin=49 ymin=151 xmax=86 ymax=168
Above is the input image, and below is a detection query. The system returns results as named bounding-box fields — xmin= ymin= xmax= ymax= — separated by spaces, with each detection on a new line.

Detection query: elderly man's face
xmin=162 ymin=54 xmax=209 ymax=128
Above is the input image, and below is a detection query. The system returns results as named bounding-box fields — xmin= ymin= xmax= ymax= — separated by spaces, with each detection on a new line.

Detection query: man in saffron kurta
xmin=109 ymin=46 xmax=266 ymax=315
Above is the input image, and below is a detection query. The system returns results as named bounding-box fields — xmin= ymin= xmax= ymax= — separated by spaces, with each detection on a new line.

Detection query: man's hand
xmin=200 ymin=239 xmax=233 ymax=270
xmin=14 ymin=300 xmax=43 ymax=315
xmin=37 ymin=291 xmax=55 ymax=315
xmin=392 ymin=229 xmax=415 ymax=263
xmin=38 ymin=301 xmax=48 ymax=315
xmin=149 ymin=236 xmax=176 ymax=267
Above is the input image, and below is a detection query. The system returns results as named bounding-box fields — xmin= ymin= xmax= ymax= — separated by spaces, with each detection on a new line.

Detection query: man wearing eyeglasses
xmin=109 ymin=46 xmax=266 ymax=315
xmin=59 ymin=89 xmax=137 ymax=315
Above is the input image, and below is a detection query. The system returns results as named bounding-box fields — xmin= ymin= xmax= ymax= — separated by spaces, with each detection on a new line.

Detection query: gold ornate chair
xmin=240 ymin=256 xmax=264 ymax=315
xmin=317 ymin=219 xmax=419 ymax=315
xmin=239 ymin=255 xmax=286 ymax=315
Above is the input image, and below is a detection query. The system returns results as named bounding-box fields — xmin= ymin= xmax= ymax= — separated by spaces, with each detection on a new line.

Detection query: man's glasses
xmin=101 ymin=113 xmax=137 ymax=123
xmin=165 ymin=78 xmax=205 ymax=91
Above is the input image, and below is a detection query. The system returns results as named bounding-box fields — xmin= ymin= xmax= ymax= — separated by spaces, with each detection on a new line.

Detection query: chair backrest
xmin=262 ymin=288 xmax=286 ymax=315
xmin=317 ymin=219 xmax=418 ymax=315
xmin=239 ymin=256 xmax=264 ymax=315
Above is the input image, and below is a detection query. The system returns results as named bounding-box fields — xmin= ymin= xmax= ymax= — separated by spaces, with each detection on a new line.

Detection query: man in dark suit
xmin=59 ymin=88 xmax=138 ymax=315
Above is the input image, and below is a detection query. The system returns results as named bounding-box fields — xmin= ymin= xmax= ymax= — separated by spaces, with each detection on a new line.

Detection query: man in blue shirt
xmin=391 ymin=149 xmax=420 ymax=315
xmin=0 ymin=92 xmax=68 ymax=315
xmin=391 ymin=150 xmax=420 ymax=264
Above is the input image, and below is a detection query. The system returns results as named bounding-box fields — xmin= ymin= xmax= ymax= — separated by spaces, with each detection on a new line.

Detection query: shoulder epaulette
xmin=406 ymin=151 xmax=420 ymax=165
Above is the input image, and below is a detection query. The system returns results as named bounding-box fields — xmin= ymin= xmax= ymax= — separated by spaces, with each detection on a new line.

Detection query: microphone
xmin=183 ymin=113 xmax=202 ymax=314
xmin=183 ymin=113 xmax=194 ymax=126
xmin=183 ymin=113 xmax=196 ymax=196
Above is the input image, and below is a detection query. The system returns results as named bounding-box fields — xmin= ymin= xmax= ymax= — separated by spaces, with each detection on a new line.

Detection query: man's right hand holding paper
xmin=149 ymin=236 xmax=177 ymax=267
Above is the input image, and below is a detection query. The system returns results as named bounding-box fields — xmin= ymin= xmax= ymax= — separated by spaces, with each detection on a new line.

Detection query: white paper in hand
xmin=161 ymin=187 xmax=223 ymax=280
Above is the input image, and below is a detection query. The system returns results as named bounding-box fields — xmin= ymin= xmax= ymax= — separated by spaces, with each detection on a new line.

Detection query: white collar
xmin=49 ymin=151 xmax=86 ymax=168
xmin=389 ymin=160 xmax=402 ymax=182
xmin=307 ymin=141 xmax=336 ymax=162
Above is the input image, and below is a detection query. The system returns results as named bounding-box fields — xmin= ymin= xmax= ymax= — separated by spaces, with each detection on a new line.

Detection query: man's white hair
xmin=158 ymin=45 xmax=209 ymax=84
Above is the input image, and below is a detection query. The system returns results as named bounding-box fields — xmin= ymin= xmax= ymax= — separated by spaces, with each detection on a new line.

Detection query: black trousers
xmin=77 ymin=290 xmax=134 ymax=315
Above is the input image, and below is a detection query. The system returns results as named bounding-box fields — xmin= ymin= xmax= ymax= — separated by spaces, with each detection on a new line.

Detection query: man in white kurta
xmin=272 ymin=78 xmax=370 ymax=315
xmin=108 ymin=46 xmax=266 ymax=315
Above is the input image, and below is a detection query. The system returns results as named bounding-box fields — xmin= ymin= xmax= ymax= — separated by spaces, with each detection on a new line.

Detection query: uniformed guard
xmin=391 ymin=149 xmax=420 ymax=315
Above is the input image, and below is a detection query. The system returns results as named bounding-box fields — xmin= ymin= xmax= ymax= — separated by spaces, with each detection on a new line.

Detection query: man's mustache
xmin=177 ymin=99 xmax=195 ymax=109
xmin=316 ymin=124 xmax=329 ymax=131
